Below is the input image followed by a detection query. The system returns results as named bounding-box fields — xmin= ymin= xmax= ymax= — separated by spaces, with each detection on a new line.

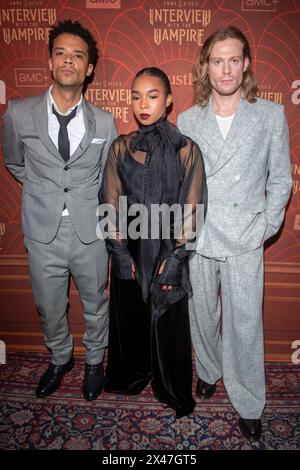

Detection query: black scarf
xmin=130 ymin=117 xmax=187 ymax=301
xmin=131 ymin=117 xmax=186 ymax=205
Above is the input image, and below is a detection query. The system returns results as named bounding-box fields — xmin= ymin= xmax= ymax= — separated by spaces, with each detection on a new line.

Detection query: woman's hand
xmin=161 ymin=284 xmax=173 ymax=291
xmin=158 ymin=259 xmax=172 ymax=291
xmin=131 ymin=261 xmax=136 ymax=280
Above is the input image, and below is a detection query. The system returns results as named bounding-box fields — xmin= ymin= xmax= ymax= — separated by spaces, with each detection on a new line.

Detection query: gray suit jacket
xmin=2 ymin=92 xmax=117 ymax=244
xmin=177 ymin=97 xmax=292 ymax=257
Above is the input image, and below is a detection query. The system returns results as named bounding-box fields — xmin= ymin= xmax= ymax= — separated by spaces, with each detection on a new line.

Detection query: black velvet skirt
xmin=104 ymin=274 xmax=195 ymax=418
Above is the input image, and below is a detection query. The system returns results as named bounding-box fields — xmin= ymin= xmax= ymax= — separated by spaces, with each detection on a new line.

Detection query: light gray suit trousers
xmin=189 ymin=247 xmax=265 ymax=419
xmin=24 ymin=217 xmax=109 ymax=365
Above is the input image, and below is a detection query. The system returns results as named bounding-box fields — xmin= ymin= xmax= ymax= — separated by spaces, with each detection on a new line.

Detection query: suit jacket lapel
xmin=68 ymin=100 xmax=96 ymax=164
xmin=195 ymin=97 xmax=225 ymax=154
xmin=210 ymin=98 xmax=262 ymax=176
xmin=32 ymin=92 xmax=62 ymax=162
xmin=191 ymin=98 xmax=224 ymax=176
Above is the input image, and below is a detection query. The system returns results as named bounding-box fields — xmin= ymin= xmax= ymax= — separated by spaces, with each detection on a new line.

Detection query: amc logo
xmin=15 ymin=68 xmax=48 ymax=88
xmin=86 ymin=0 xmax=121 ymax=8
xmin=241 ymin=0 xmax=279 ymax=12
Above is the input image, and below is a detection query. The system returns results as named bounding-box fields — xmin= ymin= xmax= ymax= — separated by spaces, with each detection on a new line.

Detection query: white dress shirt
xmin=47 ymin=86 xmax=85 ymax=215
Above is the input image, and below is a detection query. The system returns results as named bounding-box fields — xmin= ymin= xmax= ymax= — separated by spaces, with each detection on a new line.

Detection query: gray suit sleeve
xmin=2 ymin=100 xmax=25 ymax=184
xmin=99 ymin=113 xmax=118 ymax=184
xmin=264 ymin=105 xmax=292 ymax=240
xmin=177 ymin=113 xmax=184 ymax=133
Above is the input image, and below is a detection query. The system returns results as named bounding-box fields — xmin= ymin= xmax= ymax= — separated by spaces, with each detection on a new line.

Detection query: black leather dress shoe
xmin=36 ymin=356 xmax=75 ymax=398
xmin=83 ymin=362 xmax=105 ymax=401
xmin=196 ymin=378 xmax=216 ymax=400
xmin=238 ymin=417 xmax=262 ymax=442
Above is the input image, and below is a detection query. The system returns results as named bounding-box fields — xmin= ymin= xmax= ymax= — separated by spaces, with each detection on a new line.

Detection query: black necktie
xmin=52 ymin=104 xmax=77 ymax=162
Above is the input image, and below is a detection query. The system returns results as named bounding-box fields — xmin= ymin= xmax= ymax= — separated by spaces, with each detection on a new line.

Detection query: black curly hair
xmin=48 ymin=19 xmax=99 ymax=67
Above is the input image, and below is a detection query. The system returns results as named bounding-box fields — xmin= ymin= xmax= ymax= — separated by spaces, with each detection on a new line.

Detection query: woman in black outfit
xmin=100 ymin=67 xmax=206 ymax=418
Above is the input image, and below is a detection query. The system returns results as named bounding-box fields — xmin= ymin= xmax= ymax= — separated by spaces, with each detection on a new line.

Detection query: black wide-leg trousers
xmin=105 ymin=275 xmax=195 ymax=418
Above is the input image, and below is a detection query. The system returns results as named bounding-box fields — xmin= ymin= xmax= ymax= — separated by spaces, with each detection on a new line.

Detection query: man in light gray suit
xmin=177 ymin=27 xmax=292 ymax=441
xmin=2 ymin=20 xmax=117 ymax=401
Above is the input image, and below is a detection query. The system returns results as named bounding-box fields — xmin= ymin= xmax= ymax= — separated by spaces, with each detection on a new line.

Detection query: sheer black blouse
xmin=100 ymin=121 xmax=206 ymax=315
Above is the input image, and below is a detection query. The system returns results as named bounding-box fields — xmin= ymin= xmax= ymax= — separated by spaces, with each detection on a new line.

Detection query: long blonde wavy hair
xmin=194 ymin=26 xmax=258 ymax=107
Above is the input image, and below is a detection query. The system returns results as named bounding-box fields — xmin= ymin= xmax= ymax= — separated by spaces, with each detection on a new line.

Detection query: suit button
xmin=233 ymin=202 xmax=238 ymax=207
xmin=64 ymin=188 xmax=69 ymax=193
xmin=64 ymin=165 xmax=69 ymax=171
xmin=234 ymin=175 xmax=240 ymax=181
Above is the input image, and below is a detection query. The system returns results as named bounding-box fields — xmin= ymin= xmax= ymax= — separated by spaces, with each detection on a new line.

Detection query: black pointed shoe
xmin=196 ymin=378 xmax=217 ymax=400
xmin=83 ymin=362 xmax=105 ymax=401
xmin=238 ymin=417 xmax=262 ymax=442
xmin=36 ymin=356 xmax=75 ymax=398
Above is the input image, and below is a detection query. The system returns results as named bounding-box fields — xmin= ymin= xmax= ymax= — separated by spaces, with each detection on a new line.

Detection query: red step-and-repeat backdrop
xmin=0 ymin=0 xmax=299 ymax=361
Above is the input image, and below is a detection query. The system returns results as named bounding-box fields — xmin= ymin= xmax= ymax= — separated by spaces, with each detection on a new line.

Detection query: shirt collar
xmin=47 ymin=85 xmax=83 ymax=116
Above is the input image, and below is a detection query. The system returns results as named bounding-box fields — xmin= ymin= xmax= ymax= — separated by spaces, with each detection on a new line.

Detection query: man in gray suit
xmin=177 ymin=27 xmax=292 ymax=441
xmin=2 ymin=20 xmax=117 ymax=401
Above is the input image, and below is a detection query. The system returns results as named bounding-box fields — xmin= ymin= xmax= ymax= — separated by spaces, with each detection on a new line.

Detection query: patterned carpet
xmin=0 ymin=352 xmax=299 ymax=450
